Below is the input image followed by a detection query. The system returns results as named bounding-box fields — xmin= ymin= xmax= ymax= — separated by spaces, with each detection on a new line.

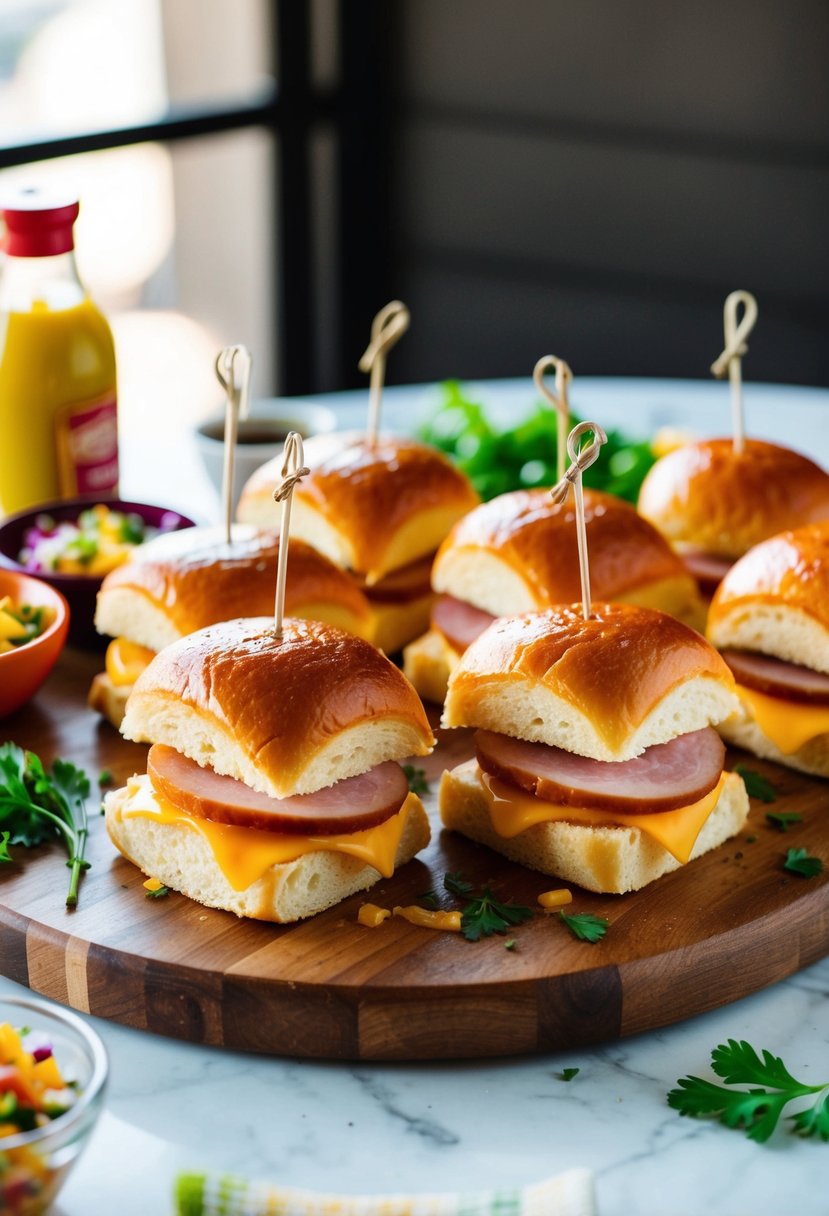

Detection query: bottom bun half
xmin=87 ymin=672 xmax=131 ymax=730
xmin=438 ymin=761 xmax=748 ymax=894
xmin=717 ymin=711 xmax=829 ymax=780
xmin=402 ymin=629 xmax=459 ymax=704
xmin=105 ymin=789 xmax=431 ymax=922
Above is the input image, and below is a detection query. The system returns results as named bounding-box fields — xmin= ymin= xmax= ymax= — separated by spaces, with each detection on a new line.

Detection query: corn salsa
xmin=18 ymin=504 xmax=173 ymax=576
xmin=0 ymin=600 xmax=54 ymax=655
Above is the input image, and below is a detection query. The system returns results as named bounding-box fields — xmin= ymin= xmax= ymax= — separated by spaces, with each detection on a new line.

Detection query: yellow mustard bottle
xmin=0 ymin=187 xmax=118 ymax=515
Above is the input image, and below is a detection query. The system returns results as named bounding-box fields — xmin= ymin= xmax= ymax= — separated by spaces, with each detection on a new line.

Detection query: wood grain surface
xmin=1 ymin=648 xmax=828 ymax=1060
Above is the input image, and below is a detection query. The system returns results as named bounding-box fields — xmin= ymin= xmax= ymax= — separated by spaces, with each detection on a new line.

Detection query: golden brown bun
xmin=443 ymin=603 xmax=738 ymax=760
xmin=638 ymin=438 xmax=829 ymax=557
xmin=95 ymin=524 xmax=373 ymax=652
xmin=433 ymin=488 xmax=701 ymax=622
xmin=707 ymin=523 xmax=829 ymax=672
xmin=121 ymin=617 xmax=435 ymax=798
xmin=439 ymin=761 xmax=748 ymax=894
xmin=402 ymin=629 xmax=461 ymax=704
xmin=106 ymin=787 xmax=430 ymax=922
xmin=237 ymin=432 xmax=479 ymax=582
xmin=87 ymin=672 xmax=131 ymax=730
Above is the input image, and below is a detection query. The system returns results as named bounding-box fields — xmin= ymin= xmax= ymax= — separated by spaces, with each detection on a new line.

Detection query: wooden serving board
xmin=1 ymin=648 xmax=828 ymax=1061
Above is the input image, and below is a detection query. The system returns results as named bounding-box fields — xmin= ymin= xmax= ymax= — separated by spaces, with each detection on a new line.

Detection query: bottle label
xmin=55 ymin=392 xmax=119 ymax=497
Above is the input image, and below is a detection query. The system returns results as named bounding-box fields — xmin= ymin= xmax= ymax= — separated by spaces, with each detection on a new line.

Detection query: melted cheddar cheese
xmin=105 ymin=637 xmax=156 ymax=687
xmin=113 ymin=775 xmax=412 ymax=890
xmin=736 ymin=684 xmax=829 ymax=755
xmin=479 ymin=771 xmax=727 ymax=864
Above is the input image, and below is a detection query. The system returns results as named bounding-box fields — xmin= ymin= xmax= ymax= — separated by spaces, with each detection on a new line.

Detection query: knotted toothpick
xmin=359 ymin=301 xmax=410 ymax=445
xmin=550 ymin=421 xmax=608 ymax=621
xmin=533 ymin=355 xmax=572 ymax=483
xmin=271 ymin=431 xmax=310 ymax=640
xmin=215 ymin=344 xmax=253 ymax=542
xmin=710 ymin=289 xmax=758 ymax=456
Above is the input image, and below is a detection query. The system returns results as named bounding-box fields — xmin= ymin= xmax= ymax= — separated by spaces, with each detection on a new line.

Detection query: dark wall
xmin=376 ymin=0 xmax=828 ymax=387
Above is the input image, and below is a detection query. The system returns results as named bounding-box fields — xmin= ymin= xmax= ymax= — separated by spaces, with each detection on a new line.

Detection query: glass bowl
xmin=0 ymin=498 xmax=196 ymax=649
xmin=0 ymin=571 xmax=69 ymax=719
xmin=0 ymin=995 xmax=108 ymax=1215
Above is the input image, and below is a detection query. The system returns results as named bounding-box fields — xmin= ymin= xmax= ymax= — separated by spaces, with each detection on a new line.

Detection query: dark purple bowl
xmin=0 ymin=498 xmax=196 ymax=649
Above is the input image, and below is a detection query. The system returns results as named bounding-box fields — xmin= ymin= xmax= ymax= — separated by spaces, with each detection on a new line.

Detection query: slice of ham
xmin=431 ymin=594 xmax=495 ymax=653
xmin=682 ymin=551 xmax=734 ymax=596
xmin=147 ymin=745 xmax=409 ymax=835
xmin=721 ymin=649 xmax=829 ymax=706
xmin=475 ymin=727 xmax=724 ymax=814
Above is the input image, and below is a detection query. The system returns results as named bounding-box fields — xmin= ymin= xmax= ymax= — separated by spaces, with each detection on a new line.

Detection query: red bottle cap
xmin=1 ymin=187 xmax=80 ymax=257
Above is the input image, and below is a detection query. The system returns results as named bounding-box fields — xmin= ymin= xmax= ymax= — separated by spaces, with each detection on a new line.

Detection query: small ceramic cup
xmin=194 ymin=399 xmax=338 ymax=516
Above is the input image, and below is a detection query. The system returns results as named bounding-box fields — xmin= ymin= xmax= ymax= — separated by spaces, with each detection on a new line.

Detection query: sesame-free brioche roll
xmin=638 ymin=438 xmax=829 ymax=557
xmin=443 ymin=604 xmax=737 ymax=761
xmin=122 ymin=617 xmax=435 ymax=799
xmin=432 ymin=488 xmax=701 ymax=619
xmin=95 ymin=525 xmax=373 ymax=651
xmin=237 ymin=431 xmax=480 ymax=582
xmin=707 ymin=524 xmax=829 ymax=671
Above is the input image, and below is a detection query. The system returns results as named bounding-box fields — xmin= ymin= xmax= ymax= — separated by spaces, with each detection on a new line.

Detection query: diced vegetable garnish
xmin=0 ymin=1023 xmax=75 ymax=1138
xmin=18 ymin=504 xmax=175 ymax=576
xmin=0 ymin=599 xmax=53 ymax=654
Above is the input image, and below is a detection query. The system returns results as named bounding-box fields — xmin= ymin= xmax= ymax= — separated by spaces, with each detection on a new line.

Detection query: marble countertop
xmin=4 ymin=377 xmax=829 ymax=1214
xmin=3 ymin=960 xmax=828 ymax=1215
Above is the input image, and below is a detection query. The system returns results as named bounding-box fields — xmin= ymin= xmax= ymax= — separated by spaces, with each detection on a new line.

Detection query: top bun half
xmin=638 ymin=438 xmax=829 ymax=557
xmin=443 ymin=603 xmax=737 ymax=761
xmin=237 ymin=432 xmax=479 ymax=582
xmin=95 ymin=525 xmax=373 ymax=651
xmin=432 ymin=487 xmax=699 ymax=617
xmin=121 ymin=617 xmax=435 ymax=798
xmin=707 ymin=522 xmax=829 ymax=673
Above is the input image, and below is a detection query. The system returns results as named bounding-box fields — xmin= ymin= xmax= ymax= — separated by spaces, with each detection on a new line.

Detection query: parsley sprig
xmin=0 ymin=743 xmax=92 ymax=906
xmin=401 ymin=765 xmax=429 ymax=796
xmin=734 ymin=764 xmax=777 ymax=803
xmin=668 ymin=1040 xmax=829 ymax=1143
xmin=558 ymin=911 xmax=609 ymax=943
xmin=461 ymin=888 xmax=533 ymax=942
xmin=783 ymin=848 xmax=824 ymax=878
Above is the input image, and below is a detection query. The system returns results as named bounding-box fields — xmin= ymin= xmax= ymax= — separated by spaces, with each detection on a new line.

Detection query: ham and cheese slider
xmin=236 ymin=431 xmax=480 ymax=654
xmin=438 ymin=603 xmax=749 ymax=893
xmin=638 ymin=439 xmax=829 ymax=597
xmin=90 ymin=524 xmax=372 ymax=729
xmin=707 ymin=522 xmax=829 ymax=777
xmin=403 ymin=488 xmax=703 ymax=704
xmin=105 ymin=616 xmax=435 ymax=922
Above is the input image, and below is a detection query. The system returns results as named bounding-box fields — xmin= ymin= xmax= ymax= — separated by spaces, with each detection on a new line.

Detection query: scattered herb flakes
xmin=766 ymin=811 xmax=803 ymax=833
xmin=735 ymin=764 xmax=777 ymax=803
xmin=504 ymin=938 xmax=517 ymax=952
xmin=460 ymin=888 xmax=533 ymax=942
xmin=559 ymin=1067 xmax=580 ymax=1082
xmin=0 ymin=830 xmax=11 ymax=862
xmin=0 ymin=743 xmax=92 ymax=906
xmin=558 ymin=911 xmax=609 ymax=943
xmin=746 ymin=835 xmax=758 ymax=844
xmin=668 ymin=1039 xmax=829 ymax=1143
xmin=783 ymin=848 xmax=824 ymax=878
xmin=98 ymin=769 xmax=114 ymax=788
xmin=145 ymin=885 xmax=170 ymax=900
xmin=401 ymin=765 xmax=429 ymax=796
xmin=444 ymin=871 xmax=474 ymax=897
xmin=418 ymin=889 xmax=439 ymax=910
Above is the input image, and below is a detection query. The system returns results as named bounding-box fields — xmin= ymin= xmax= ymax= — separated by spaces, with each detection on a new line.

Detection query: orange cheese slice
xmin=736 ymin=684 xmax=829 ymax=755
xmin=480 ymin=771 xmax=727 ymax=864
xmin=115 ymin=775 xmax=413 ymax=890
xmin=105 ymin=637 xmax=156 ymax=687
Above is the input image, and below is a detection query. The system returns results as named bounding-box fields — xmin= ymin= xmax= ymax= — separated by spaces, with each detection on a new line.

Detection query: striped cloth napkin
xmin=174 ymin=1168 xmax=595 ymax=1216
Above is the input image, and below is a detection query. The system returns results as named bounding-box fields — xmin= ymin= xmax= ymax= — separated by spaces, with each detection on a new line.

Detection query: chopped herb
xmin=0 ymin=744 xmax=92 ymax=906
xmin=559 ymin=1067 xmax=580 ymax=1082
xmin=98 ymin=770 xmax=114 ymax=788
xmin=401 ymin=765 xmax=429 ymax=796
xmin=418 ymin=889 xmax=439 ymax=910
xmin=735 ymin=764 xmax=777 ymax=803
xmin=668 ymin=1039 xmax=829 ymax=1143
xmin=504 ymin=938 xmax=517 ymax=951
xmin=766 ymin=811 xmax=803 ymax=832
xmin=783 ymin=848 xmax=824 ymax=878
xmin=145 ymin=885 xmax=170 ymax=900
xmin=444 ymin=871 xmax=474 ymax=897
xmin=0 ymin=830 xmax=11 ymax=862
xmin=558 ymin=911 xmax=609 ymax=943
xmin=460 ymin=888 xmax=533 ymax=942
xmin=746 ymin=835 xmax=757 ymax=844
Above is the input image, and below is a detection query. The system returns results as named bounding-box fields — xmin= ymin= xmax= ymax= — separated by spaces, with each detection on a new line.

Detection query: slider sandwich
xmin=438 ymin=604 xmax=749 ymax=893
xmin=237 ymin=431 xmax=480 ymax=653
xmin=638 ymin=439 xmax=829 ymax=597
xmin=707 ymin=521 xmax=829 ymax=777
xmin=90 ymin=524 xmax=372 ymax=728
xmin=105 ymin=617 xmax=435 ymax=921
xmin=403 ymin=488 xmax=703 ymax=704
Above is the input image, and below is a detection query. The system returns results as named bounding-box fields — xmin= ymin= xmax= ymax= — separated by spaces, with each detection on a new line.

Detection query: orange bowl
xmin=0 ymin=570 xmax=69 ymax=718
